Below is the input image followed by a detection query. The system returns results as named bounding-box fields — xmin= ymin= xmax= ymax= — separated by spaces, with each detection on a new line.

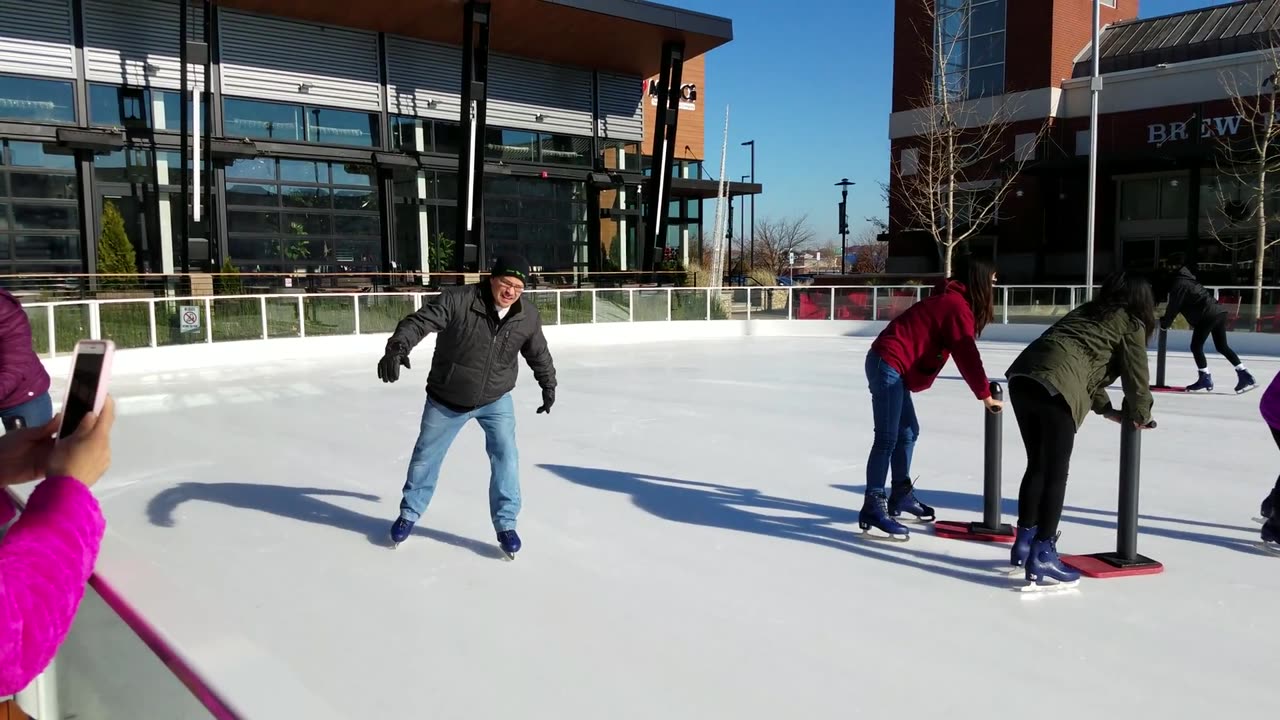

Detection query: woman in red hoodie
xmin=860 ymin=255 xmax=1002 ymax=540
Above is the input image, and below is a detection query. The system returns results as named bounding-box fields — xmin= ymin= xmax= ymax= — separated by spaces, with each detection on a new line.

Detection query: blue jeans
xmin=865 ymin=350 xmax=919 ymax=495
xmin=399 ymin=393 xmax=521 ymax=532
xmin=0 ymin=391 xmax=53 ymax=429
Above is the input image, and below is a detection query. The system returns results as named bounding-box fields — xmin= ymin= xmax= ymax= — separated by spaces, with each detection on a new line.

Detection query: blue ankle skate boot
xmin=389 ymin=516 xmax=414 ymax=548
xmin=1185 ymin=371 xmax=1213 ymax=392
xmin=1235 ymin=368 xmax=1258 ymax=394
xmin=1262 ymin=518 xmax=1279 ymax=554
xmin=1023 ymin=533 xmax=1080 ymax=591
xmin=888 ymin=479 xmax=936 ymax=522
xmin=497 ymin=529 xmax=522 ymax=559
xmin=1010 ymin=525 xmax=1037 ymax=570
xmin=859 ymin=489 xmax=910 ymax=540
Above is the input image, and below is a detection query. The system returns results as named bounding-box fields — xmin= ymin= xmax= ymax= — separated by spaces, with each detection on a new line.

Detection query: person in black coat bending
xmin=1161 ymin=264 xmax=1256 ymax=393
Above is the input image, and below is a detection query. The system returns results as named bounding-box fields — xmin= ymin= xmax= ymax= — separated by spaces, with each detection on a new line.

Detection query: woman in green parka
xmin=1005 ymin=272 xmax=1157 ymax=590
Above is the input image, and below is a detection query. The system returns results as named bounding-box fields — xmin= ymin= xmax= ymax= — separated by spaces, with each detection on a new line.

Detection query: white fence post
xmin=298 ymin=296 xmax=306 ymax=338
xmin=746 ymin=288 xmax=752 ymax=320
xmin=204 ymin=298 xmax=213 ymax=343
xmin=705 ymin=288 xmax=711 ymax=320
xmin=353 ymin=295 xmax=361 ymax=335
xmin=147 ymin=300 xmax=157 ymax=347
xmin=1002 ymin=287 xmax=1010 ymax=324
xmin=666 ymin=288 xmax=673 ymax=321
xmin=260 ymin=296 xmax=269 ymax=339
xmin=871 ymin=288 xmax=879 ymax=321
xmin=829 ymin=287 xmax=836 ymax=319
xmin=46 ymin=305 xmax=56 ymax=358
xmin=556 ymin=291 xmax=562 ymax=325
xmin=88 ymin=302 xmax=102 ymax=340
xmin=591 ymin=289 xmax=597 ymax=323
xmin=628 ymin=289 xmax=634 ymax=322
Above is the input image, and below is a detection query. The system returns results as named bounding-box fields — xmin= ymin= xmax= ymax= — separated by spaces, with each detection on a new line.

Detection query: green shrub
xmin=96 ymin=201 xmax=137 ymax=288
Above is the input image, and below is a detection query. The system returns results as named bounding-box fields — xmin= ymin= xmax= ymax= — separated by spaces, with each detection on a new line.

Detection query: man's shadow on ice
xmin=831 ymin=485 xmax=1270 ymax=556
xmin=146 ymin=482 xmax=505 ymax=559
xmin=539 ymin=464 xmax=1016 ymax=588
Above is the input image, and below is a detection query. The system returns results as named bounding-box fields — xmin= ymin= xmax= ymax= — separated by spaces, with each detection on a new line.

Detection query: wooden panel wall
xmin=641 ymin=53 xmax=706 ymax=162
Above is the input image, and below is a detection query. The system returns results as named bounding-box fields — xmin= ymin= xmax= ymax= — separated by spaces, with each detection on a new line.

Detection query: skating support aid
xmin=934 ymin=382 xmax=1016 ymax=544
xmin=1062 ymin=421 xmax=1164 ymax=579
xmin=1149 ymin=327 xmax=1171 ymax=392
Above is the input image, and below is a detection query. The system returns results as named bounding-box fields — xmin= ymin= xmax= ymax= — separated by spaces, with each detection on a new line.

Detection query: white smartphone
xmin=56 ymin=339 xmax=114 ymax=441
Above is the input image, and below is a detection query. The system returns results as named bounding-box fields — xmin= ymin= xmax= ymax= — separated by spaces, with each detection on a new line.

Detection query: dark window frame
xmin=0 ymin=73 xmax=77 ymax=126
xmin=0 ymin=140 xmax=83 ymax=273
xmin=222 ymin=96 xmax=380 ymax=148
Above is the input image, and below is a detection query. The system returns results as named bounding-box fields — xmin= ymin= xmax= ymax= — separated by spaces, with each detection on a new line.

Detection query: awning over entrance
xmin=216 ymin=0 xmax=733 ymax=76
xmin=668 ymin=178 xmax=763 ymax=199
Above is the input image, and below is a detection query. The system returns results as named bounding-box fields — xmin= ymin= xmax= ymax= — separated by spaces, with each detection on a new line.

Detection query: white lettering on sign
xmin=645 ymin=80 xmax=697 ymax=111
xmin=1147 ymin=113 xmax=1258 ymax=145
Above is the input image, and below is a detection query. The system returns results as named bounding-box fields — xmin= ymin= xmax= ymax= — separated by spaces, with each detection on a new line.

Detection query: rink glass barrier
xmin=2 ymin=488 xmax=240 ymax=719
xmin=18 ymin=284 xmax=1280 ymax=356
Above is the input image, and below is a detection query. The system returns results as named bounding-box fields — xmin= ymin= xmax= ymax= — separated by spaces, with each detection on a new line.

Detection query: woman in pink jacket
xmin=1259 ymin=377 xmax=1280 ymax=553
xmin=0 ymin=396 xmax=115 ymax=695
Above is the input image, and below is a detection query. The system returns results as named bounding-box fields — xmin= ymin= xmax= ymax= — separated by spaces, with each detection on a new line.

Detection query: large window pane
xmin=307 ymin=107 xmax=378 ymax=146
xmin=0 ymin=74 xmax=75 ymax=123
xmin=0 ymin=202 xmax=8 ymax=231
xmin=1160 ymin=177 xmax=1189 ymax=220
xmin=9 ymin=172 xmax=77 ymax=200
xmin=228 ymin=210 xmax=279 ymax=234
xmin=282 ymin=186 xmax=330 ymax=209
xmin=1121 ymin=179 xmax=1160 ymax=221
xmin=333 ymin=188 xmax=375 ymax=210
xmin=226 ymin=157 xmax=276 ymax=181
xmin=970 ymin=33 xmax=1004 ymax=68
xmin=7 ymin=142 xmax=76 ymax=170
xmin=12 ymin=204 xmax=78 ymax=231
xmin=15 ymin=235 xmax=78 ymax=260
xmin=333 ymin=215 xmax=378 ymax=235
xmin=224 ymin=98 xmax=304 ymax=141
xmin=970 ymin=0 xmax=1006 ymax=35
xmin=967 ymin=64 xmax=1004 ymax=98
xmin=331 ymin=164 xmax=373 ymax=187
xmin=226 ymin=183 xmax=278 ymax=206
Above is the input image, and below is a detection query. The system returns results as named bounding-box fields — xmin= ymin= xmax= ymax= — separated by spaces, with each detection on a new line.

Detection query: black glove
xmin=378 ymin=339 xmax=411 ymax=383
xmin=536 ymin=387 xmax=555 ymax=414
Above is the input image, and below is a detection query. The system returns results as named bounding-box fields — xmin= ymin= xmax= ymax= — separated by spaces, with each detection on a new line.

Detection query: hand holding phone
xmin=57 ymin=340 xmax=114 ymax=441
xmin=47 ymin=395 xmax=115 ymax=488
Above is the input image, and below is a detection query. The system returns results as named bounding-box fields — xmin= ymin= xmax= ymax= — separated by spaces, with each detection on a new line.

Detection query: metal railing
xmin=3 ymin=486 xmax=238 ymax=719
xmin=20 ymin=283 xmax=1280 ymax=357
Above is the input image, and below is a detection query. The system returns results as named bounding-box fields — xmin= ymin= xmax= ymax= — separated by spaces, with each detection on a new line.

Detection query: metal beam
xmin=641 ymin=41 xmax=684 ymax=273
xmin=453 ymin=1 xmax=491 ymax=279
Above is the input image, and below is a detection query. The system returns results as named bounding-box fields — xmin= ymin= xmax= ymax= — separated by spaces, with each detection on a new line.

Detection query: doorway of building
xmin=95 ymin=185 xmax=151 ymax=273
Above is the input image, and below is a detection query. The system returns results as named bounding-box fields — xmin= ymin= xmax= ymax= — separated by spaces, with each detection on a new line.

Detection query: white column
xmin=414 ymin=120 xmax=431 ymax=285
xmin=153 ymin=94 xmax=175 ymax=274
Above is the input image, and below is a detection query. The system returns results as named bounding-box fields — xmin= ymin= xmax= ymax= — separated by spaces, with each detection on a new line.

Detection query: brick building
xmin=885 ymin=0 xmax=1280 ymax=286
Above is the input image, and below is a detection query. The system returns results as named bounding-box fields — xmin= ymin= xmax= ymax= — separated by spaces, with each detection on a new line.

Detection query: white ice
xmin=58 ymin=334 xmax=1280 ymax=718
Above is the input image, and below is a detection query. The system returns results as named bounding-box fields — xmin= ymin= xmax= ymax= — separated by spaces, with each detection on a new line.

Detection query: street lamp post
xmin=742 ymin=140 xmax=755 ymax=271
xmin=835 ymin=178 xmax=854 ymax=275
xmin=1085 ymin=0 xmax=1101 ymax=299
xmin=740 ymin=174 xmax=749 ymax=275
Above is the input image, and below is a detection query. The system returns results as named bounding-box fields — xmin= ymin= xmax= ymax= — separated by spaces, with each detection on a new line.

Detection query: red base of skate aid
xmin=933 ymin=382 xmax=1017 ymax=544
xmin=1060 ymin=420 xmax=1164 ymax=579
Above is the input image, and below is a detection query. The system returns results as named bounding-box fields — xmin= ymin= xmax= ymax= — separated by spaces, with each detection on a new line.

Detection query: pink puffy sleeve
xmin=0 ymin=476 xmax=105 ymax=695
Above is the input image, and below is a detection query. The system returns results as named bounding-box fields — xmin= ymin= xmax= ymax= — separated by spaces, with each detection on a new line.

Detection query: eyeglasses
xmin=495 ymin=277 xmax=525 ymax=294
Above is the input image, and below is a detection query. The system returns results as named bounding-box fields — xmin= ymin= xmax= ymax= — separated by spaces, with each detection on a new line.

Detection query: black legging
xmin=1191 ymin=314 xmax=1241 ymax=368
xmin=1010 ymin=377 xmax=1076 ymax=540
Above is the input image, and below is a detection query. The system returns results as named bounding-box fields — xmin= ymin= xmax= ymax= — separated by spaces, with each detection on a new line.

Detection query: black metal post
xmin=202 ymin=0 xmax=215 ymax=270
xmin=1063 ymin=419 xmax=1163 ymax=576
xmin=742 ymin=140 xmax=754 ymax=271
xmin=1154 ymin=327 xmax=1169 ymax=388
xmin=179 ymin=0 xmax=190 ymax=274
xmin=642 ymin=41 xmax=684 ymax=274
xmin=835 ymin=178 xmax=853 ymax=275
xmin=454 ymin=1 xmax=491 ymax=278
xmin=932 ymin=381 xmax=1015 ymax=542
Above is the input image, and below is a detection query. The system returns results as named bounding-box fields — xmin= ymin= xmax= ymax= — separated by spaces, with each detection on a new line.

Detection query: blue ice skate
xmin=1185 ymin=371 xmax=1213 ymax=393
xmin=1007 ymin=525 xmax=1037 ymax=574
xmin=858 ymin=490 xmax=910 ymax=541
xmin=497 ymin=529 xmax=521 ymax=560
xmin=1022 ymin=533 xmax=1080 ymax=592
xmin=1235 ymin=368 xmax=1258 ymax=394
xmin=888 ymin=479 xmax=936 ymax=522
xmin=389 ymin=517 xmax=414 ymax=548
xmin=1262 ymin=518 xmax=1279 ymax=555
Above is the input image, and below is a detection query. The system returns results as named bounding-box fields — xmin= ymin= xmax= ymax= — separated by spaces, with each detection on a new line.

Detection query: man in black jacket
xmin=377 ymin=255 xmax=556 ymax=558
xmin=1160 ymin=264 xmax=1256 ymax=393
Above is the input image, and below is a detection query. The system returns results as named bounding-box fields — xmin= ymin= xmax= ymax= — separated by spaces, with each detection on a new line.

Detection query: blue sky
xmin=679 ymin=0 xmax=1227 ymax=244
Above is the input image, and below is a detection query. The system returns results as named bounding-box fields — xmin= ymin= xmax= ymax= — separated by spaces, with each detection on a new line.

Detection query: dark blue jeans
xmin=864 ymin=350 xmax=919 ymax=495
xmin=0 ymin=391 xmax=53 ymax=430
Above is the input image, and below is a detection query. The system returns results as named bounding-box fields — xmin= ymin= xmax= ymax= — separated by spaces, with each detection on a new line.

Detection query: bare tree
xmin=851 ymin=225 xmax=889 ymax=274
xmin=1208 ymin=42 xmax=1280 ymax=329
xmin=751 ymin=215 xmax=816 ymax=277
xmin=888 ymin=0 xmax=1046 ymax=277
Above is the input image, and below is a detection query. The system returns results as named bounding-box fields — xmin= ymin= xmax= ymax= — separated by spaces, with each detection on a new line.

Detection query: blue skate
xmin=389 ymin=517 xmax=414 ymax=548
xmin=497 ymin=529 xmax=522 ymax=560
xmin=1235 ymin=368 xmax=1258 ymax=394
xmin=1022 ymin=533 xmax=1080 ymax=592
xmin=858 ymin=490 xmax=910 ymax=541
xmin=1008 ymin=525 xmax=1038 ymax=573
xmin=1262 ymin=518 xmax=1279 ymax=555
xmin=888 ymin=479 xmax=936 ymax=522
xmin=1185 ymin=371 xmax=1213 ymax=392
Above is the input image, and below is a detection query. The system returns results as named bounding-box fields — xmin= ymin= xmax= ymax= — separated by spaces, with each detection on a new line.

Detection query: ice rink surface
xmin=80 ymin=335 xmax=1278 ymax=719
